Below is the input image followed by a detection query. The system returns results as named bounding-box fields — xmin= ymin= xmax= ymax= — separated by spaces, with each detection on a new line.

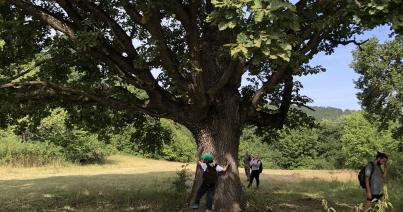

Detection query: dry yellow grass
xmin=0 ymin=154 xmax=356 ymax=183
xmin=260 ymin=169 xmax=357 ymax=183
xmin=0 ymin=155 xmax=188 ymax=180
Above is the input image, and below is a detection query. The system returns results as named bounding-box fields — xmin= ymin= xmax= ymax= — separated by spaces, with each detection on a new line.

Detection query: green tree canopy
xmin=352 ymin=37 xmax=403 ymax=139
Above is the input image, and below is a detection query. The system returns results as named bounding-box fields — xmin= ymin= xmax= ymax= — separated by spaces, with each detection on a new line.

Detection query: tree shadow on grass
xmin=0 ymin=171 xmax=191 ymax=211
xmin=0 ymin=171 xmax=398 ymax=211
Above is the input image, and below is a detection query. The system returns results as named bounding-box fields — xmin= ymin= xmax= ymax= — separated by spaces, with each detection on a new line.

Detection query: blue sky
xmin=297 ymin=26 xmax=393 ymax=110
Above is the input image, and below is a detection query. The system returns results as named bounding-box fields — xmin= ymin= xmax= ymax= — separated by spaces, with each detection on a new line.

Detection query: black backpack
xmin=259 ymin=161 xmax=263 ymax=173
xmin=358 ymin=162 xmax=374 ymax=189
xmin=203 ymin=164 xmax=218 ymax=186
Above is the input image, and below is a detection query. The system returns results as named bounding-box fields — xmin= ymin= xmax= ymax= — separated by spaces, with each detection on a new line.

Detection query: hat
xmin=201 ymin=153 xmax=214 ymax=162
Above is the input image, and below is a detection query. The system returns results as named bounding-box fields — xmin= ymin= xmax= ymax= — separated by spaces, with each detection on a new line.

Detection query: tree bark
xmin=188 ymin=88 xmax=243 ymax=211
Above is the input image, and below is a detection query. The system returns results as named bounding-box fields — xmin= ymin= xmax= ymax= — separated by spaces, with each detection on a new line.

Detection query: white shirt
xmin=200 ymin=162 xmax=224 ymax=172
xmin=250 ymin=159 xmax=261 ymax=171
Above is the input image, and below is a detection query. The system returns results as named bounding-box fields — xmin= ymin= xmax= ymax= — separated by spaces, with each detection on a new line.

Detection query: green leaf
xmin=254 ymin=11 xmax=264 ymax=22
xmin=253 ymin=0 xmax=262 ymax=9
xmin=0 ymin=39 xmax=5 ymax=50
xmin=269 ymin=54 xmax=277 ymax=59
xmin=218 ymin=20 xmax=237 ymax=31
xmin=218 ymin=22 xmax=228 ymax=30
xmin=254 ymin=38 xmax=262 ymax=48
xmin=375 ymin=5 xmax=386 ymax=11
xmin=278 ymin=53 xmax=290 ymax=61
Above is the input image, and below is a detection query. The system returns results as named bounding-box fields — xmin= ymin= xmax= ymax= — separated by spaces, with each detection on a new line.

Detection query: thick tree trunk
xmin=188 ymin=89 xmax=243 ymax=211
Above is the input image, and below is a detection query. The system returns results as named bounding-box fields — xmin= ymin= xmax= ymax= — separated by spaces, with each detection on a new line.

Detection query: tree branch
xmin=120 ymin=0 xmax=145 ymax=24
xmin=242 ymin=74 xmax=294 ymax=128
xmin=53 ymin=0 xmax=157 ymax=91
xmin=9 ymin=0 xmax=76 ymax=38
xmin=1 ymin=57 xmax=66 ymax=83
xmin=164 ymin=1 xmax=207 ymax=105
xmin=0 ymin=80 xmax=154 ymax=114
xmin=291 ymin=102 xmax=315 ymax=111
xmin=165 ymin=0 xmax=192 ymax=31
xmin=148 ymin=10 xmax=191 ymax=90
xmin=329 ymin=37 xmax=369 ymax=50
xmin=296 ymin=0 xmax=309 ymax=12
xmin=278 ymin=75 xmax=293 ymax=116
xmin=120 ymin=2 xmax=190 ymax=92
xmin=70 ymin=0 xmax=138 ymax=58
xmin=299 ymin=31 xmax=322 ymax=62
xmin=207 ymin=59 xmax=243 ymax=99
xmin=0 ymin=80 xmax=193 ymax=124
xmin=251 ymin=65 xmax=289 ymax=107
xmin=7 ymin=0 xmax=199 ymax=125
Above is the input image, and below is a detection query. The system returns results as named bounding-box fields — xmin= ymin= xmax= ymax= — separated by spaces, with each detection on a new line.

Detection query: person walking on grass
xmin=191 ymin=153 xmax=229 ymax=211
xmin=243 ymin=151 xmax=252 ymax=181
xmin=363 ymin=151 xmax=388 ymax=212
xmin=248 ymin=154 xmax=262 ymax=188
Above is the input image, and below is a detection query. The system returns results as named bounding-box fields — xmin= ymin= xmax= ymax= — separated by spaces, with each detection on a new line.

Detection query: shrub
xmin=388 ymin=152 xmax=403 ymax=181
xmin=169 ymin=164 xmax=191 ymax=207
xmin=60 ymin=130 xmax=111 ymax=164
xmin=36 ymin=108 xmax=111 ymax=164
xmin=0 ymin=134 xmax=65 ymax=167
xmin=160 ymin=119 xmax=195 ymax=162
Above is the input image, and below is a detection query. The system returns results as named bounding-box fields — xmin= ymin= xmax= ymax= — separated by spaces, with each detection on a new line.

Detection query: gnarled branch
xmin=70 ymin=0 xmax=138 ymax=58
xmin=9 ymin=0 xmax=76 ymax=38
xmin=251 ymin=64 xmax=289 ymax=107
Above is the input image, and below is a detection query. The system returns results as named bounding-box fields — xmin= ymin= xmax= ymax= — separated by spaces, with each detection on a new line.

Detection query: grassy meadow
xmin=0 ymin=155 xmax=401 ymax=211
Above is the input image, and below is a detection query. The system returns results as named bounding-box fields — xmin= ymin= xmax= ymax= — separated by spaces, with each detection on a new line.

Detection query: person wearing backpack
xmin=191 ymin=153 xmax=229 ymax=211
xmin=247 ymin=154 xmax=262 ymax=188
xmin=361 ymin=152 xmax=388 ymax=212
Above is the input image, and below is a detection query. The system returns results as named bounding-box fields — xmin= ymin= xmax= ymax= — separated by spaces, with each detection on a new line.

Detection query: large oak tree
xmin=0 ymin=0 xmax=401 ymax=210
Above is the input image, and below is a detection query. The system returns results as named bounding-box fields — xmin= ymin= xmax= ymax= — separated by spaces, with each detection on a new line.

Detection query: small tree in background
xmin=352 ymin=37 xmax=402 ymax=142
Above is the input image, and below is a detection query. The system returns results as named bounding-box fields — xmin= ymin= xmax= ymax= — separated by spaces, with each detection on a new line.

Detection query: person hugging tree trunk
xmin=192 ymin=153 xmax=229 ymax=211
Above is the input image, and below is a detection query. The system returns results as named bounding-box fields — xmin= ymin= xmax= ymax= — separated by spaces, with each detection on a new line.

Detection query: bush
xmin=0 ymin=134 xmax=65 ymax=167
xmin=160 ymin=119 xmax=195 ymax=162
xmin=388 ymin=152 xmax=403 ymax=181
xmin=109 ymin=119 xmax=196 ymax=162
xmin=272 ymin=127 xmax=320 ymax=169
xmin=36 ymin=108 xmax=111 ymax=164
xmin=169 ymin=164 xmax=191 ymax=207
xmin=60 ymin=131 xmax=111 ymax=164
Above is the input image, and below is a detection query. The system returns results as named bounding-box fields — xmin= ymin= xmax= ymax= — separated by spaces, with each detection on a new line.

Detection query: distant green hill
xmin=296 ymin=106 xmax=356 ymax=121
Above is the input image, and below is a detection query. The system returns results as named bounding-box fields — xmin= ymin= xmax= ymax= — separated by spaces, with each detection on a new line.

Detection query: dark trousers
xmin=248 ymin=170 xmax=260 ymax=187
xmin=194 ymin=183 xmax=215 ymax=210
xmin=244 ymin=165 xmax=251 ymax=180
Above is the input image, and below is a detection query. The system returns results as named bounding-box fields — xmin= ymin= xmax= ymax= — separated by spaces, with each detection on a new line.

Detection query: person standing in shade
xmin=248 ymin=154 xmax=262 ymax=188
xmin=243 ymin=151 xmax=252 ymax=181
